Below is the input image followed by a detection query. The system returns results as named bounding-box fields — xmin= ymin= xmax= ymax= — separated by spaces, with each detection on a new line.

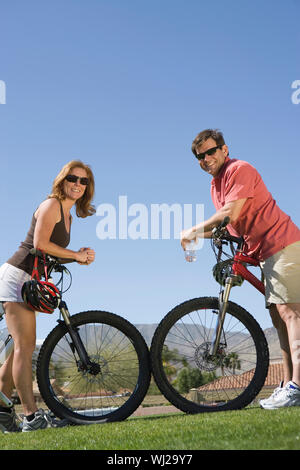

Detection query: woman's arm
xmin=33 ymin=199 xmax=89 ymax=263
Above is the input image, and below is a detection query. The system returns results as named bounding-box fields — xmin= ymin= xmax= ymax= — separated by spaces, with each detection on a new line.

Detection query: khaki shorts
xmin=260 ymin=241 xmax=300 ymax=307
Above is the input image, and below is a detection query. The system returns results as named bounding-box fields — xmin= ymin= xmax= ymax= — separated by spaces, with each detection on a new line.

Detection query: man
xmin=181 ymin=128 xmax=300 ymax=409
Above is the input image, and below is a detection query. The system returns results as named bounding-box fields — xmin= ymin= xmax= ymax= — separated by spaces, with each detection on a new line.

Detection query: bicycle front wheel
xmin=150 ymin=297 xmax=269 ymax=413
xmin=36 ymin=311 xmax=151 ymax=425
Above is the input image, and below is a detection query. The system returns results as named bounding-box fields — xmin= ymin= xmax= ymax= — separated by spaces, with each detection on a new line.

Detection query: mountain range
xmin=33 ymin=324 xmax=282 ymax=362
xmin=135 ymin=324 xmax=283 ymax=362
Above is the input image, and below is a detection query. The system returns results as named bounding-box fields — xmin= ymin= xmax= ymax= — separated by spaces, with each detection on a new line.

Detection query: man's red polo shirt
xmin=211 ymin=157 xmax=300 ymax=261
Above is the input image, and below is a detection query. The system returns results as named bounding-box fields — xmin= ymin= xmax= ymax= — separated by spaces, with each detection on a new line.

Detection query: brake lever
xmin=212 ymin=216 xmax=230 ymax=239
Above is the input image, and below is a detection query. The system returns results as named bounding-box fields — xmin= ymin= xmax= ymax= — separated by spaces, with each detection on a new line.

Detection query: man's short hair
xmin=191 ymin=129 xmax=226 ymax=157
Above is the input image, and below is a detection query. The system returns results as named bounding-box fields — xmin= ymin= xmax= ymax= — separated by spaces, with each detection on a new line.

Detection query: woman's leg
xmin=3 ymin=302 xmax=38 ymax=416
xmin=0 ymin=349 xmax=15 ymax=404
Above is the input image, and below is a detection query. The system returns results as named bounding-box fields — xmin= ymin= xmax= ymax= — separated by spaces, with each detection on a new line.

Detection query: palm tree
xmin=224 ymin=352 xmax=241 ymax=375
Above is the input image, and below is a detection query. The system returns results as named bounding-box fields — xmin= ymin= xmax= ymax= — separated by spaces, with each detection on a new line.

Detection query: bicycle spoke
xmin=42 ymin=318 xmax=144 ymax=419
xmin=151 ymin=299 xmax=269 ymax=412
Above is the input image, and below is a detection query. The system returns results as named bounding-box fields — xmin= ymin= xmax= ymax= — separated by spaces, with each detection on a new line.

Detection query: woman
xmin=0 ymin=160 xmax=96 ymax=432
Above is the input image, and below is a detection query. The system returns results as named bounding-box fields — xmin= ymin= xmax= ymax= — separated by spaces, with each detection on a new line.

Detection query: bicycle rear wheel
xmin=36 ymin=310 xmax=150 ymax=425
xmin=150 ymin=297 xmax=269 ymax=413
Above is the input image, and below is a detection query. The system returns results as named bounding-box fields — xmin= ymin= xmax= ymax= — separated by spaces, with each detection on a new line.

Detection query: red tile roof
xmin=264 ymin=362 xmax=284 ymax=387
xmin=198 ymin=362 xmax=283 ymax=391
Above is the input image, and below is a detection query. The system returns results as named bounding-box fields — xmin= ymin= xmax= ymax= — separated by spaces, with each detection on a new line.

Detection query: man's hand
xmin=180 ymin=228 xmax=198 ymax=251
xmin=180 ymin=198 xmax=247 ymax=251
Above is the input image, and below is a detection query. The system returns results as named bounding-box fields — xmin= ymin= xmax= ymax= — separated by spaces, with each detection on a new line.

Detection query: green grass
xmin=1 ymin=406 xmax=300 ymax=450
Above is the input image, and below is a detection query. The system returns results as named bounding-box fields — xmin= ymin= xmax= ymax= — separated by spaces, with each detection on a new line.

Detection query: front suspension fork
xmin=58 ymin=301 xmax=92 ymax=370
xmin=210 ymin=276 xmax=234 ymax=355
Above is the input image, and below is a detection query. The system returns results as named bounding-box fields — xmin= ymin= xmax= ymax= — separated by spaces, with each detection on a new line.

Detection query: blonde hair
xmin=49 ymin=160 xmax=96 ymax=218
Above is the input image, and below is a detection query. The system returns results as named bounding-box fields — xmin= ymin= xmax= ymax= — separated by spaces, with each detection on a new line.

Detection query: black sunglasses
xmin=65 ymin=174 xmax=89 ymax=186
xmin=195 ymin=145 xmax=222 ymax=161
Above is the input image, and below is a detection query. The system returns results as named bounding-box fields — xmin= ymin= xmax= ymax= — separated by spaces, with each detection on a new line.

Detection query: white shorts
xmin=0 ymin=263 xmax=31 ymax=303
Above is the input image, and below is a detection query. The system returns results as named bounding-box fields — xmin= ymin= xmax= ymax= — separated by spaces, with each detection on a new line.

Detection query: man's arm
xmin=181 ymin=198 xmax=247 ymax=249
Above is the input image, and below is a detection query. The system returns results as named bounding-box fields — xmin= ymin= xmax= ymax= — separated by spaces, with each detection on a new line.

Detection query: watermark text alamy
xmin=0 ymin=80 xmax=6 ymax=104
xmin=291 ymin=80 xmax=300 ymax=104
xmin=96 ymin=195 xmax=204 ymax=247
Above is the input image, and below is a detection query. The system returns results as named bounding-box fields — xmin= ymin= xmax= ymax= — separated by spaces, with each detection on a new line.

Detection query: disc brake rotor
xmin=194 ymin=342 xmax=226 ymax=372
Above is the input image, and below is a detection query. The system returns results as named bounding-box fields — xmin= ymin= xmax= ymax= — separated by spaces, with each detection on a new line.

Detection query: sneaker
xmin=260 ymin=381 xmax=300 ymax=409
xmin=0 ymin=408 xmax=22 ymax=433
xmin=259 ymin=381 xmax=284 ymax=409
xmin=22 ymin=409 xmax=68 ymax=432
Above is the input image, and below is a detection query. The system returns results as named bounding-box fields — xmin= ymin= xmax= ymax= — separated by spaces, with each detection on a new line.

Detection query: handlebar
xmin=212 ymin=217 xmax=244 ymax=249
xmin=211 ymin=216 xmax=230 ymax=238
xmin=30 ymin=248 xmax=55 ymax=261
xmin=29 ymin=248 xmax=72 ymax=293
xmin=29 ymin=248 xmax=67 ymax=275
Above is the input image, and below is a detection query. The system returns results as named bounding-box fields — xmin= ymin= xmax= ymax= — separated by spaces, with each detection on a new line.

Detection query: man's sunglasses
xmin=195 ymin=145 xmax=222 ymax=161
xmin=65 ymin=174 xmax=89 ymax=186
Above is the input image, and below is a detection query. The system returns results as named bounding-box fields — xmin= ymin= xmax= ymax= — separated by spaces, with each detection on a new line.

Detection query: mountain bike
xmin=0 ymin=250 xmax=151 ymax=425
xmin=150 ymin=217 xmax=269 ymax=413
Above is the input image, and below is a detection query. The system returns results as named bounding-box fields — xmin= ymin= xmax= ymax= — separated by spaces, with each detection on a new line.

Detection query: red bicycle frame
xmin=210 ymin=222 xmax=266 ymax=356
xmin=232 ymin=251 xmax=265 ymax=295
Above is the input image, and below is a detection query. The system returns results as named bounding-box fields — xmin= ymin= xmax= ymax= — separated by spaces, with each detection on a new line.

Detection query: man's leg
xmin=269 ymin=304 xmax=293 ymax=385
xmin=276 ymin=303 xmax=300 ymax=387
xmin=260 ymin=303 xmax=300 ymax=409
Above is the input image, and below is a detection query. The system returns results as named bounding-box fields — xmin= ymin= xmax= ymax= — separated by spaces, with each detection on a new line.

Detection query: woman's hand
xmin=76 ymin=247 xmax=95 ymax=265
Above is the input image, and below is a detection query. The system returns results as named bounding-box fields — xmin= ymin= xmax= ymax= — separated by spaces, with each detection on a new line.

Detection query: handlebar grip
xmin=220 ymin=216 xmax=230 ymax=228
xmin=29 ymin=248 xmax=42 ymax=257
xmin=29 ymin=248 xmax=57 ymax=263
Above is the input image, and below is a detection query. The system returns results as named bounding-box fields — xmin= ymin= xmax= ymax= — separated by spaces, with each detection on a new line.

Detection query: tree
xmin=176 ymin=368 xmax=191 ymax=393
xmin=162 ymin=345 xmax=183 ymax=380
xmin=224 ymin=352 xmax=241 ymax=375
xmin=175 ymin=367 xmax=203 ymax=393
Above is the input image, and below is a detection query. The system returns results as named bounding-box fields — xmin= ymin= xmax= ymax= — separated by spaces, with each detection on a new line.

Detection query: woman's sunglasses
xmin=195 ymin=145 xmax=222 ymax=161
xmin=65 ymin=174 xmax=89 ymax=186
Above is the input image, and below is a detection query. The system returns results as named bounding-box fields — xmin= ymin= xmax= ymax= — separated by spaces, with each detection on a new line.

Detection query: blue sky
xmin=1 ymin=0 xmax=299 ymax=340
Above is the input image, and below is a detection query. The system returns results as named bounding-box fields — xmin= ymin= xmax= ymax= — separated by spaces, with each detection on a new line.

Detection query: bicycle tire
xmin=150 ymin=297 xmax=269 ymax=413
xmin=36 ymin=310 xmax=151 ymax=425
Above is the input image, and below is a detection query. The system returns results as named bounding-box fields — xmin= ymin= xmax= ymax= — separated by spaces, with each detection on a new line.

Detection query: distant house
xmin=196 ymin=359 xmax=283 ymax=397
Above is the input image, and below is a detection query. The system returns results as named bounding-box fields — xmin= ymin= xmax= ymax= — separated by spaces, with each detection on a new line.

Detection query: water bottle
xmin=185 ymin=240 xmax=197 ymax=262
